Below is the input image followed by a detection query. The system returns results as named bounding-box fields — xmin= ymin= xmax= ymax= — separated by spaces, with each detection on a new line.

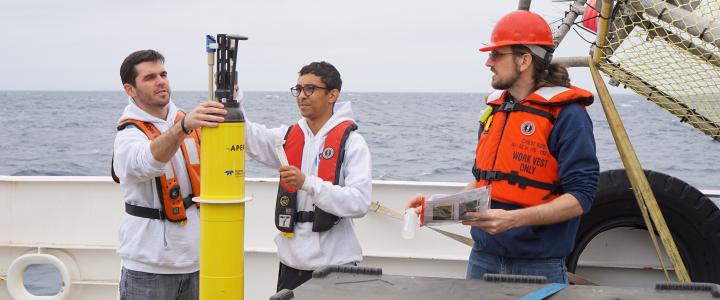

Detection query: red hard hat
xmin=479 ymin=10 xmax=554 ymax=52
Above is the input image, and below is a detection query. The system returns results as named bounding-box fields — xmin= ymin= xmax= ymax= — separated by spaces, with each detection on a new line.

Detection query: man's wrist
xmin=180 ymin=115 xmax=193 ymax=135
xmin=509 ymin=208 xmax=528 ymax=228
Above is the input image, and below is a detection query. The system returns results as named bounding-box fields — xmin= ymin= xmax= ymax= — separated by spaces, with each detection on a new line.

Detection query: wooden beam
xmin=590 ymin=57 xmax=691 ymax=283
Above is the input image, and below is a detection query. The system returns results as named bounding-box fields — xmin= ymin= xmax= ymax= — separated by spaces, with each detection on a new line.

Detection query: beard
xmin=136 ymin=88 xmax=171 ymax=107
xmin=491 ymin=64 xmax=522 ymax=90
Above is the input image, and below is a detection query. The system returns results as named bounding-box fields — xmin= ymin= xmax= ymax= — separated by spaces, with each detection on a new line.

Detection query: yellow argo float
xmin=196 ymin=34 xmax=249 ymax=300
xmin=199 ymin=122 xmax=245 ymax=299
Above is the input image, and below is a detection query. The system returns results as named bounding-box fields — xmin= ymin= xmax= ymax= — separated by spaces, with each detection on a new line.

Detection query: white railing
xmin=1 ymin=176 xmax=717 ymax=299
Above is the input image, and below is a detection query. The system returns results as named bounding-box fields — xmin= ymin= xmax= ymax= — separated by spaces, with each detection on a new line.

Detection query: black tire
xmin=566 ymin=169 xmax=720 ymax=283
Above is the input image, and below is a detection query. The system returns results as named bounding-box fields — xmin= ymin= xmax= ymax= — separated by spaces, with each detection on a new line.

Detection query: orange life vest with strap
xmin=473 ymin=86 xmax=593 ymax=207
xmin=275 ymin=120 xmax=357 ymax=233
xmin=111 ymin=111 xmax=202 ymax=223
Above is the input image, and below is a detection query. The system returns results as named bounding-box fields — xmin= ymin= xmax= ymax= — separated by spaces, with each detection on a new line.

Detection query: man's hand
xmin=462 ymin=209 xmax=519 ymax=235
xmin=405 ymin=193 xmax=425 ymax=214
xmin=184 ymin=101 xmax=227 ymax=131
xmin=150 ymin=101 xmax=226 ymax=163
xmin=279 ymin=165 xmax=306 ymax=190
xmin=462 ymin=181 xmax=477 ymax=191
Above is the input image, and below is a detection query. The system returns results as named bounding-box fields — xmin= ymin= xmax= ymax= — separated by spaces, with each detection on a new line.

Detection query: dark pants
xmin=276 ymin=262 xmax=359 ymax=291
xmin=277 ymin=262 xmax=313 ymax=292
xmin=120 ymin=267 xmax=198 ymax=300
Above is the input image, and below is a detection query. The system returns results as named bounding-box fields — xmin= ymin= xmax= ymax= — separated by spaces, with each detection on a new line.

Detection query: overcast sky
xmin=0 ymin=0 xmax=619 ymax=93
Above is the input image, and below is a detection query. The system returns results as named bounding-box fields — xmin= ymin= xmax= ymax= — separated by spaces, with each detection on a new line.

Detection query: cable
xmin=548 ymin=17 xmax=566 ymax=26
xmin=575 ymin=14 xmax=602 ymax=26
xmin=573 ymin=26 xmax=597 ymax=44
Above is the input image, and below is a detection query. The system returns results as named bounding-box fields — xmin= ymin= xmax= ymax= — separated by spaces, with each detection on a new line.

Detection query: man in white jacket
xmin=244 ymin=61 xmax=372 ymax=291
xmin=113 ymin=49 xmax=226 ymax=300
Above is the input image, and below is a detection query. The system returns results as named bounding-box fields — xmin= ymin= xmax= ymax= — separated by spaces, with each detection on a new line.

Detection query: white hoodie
xmin=113 ymin=97 xmax=199 ymax=274
xmin=245 ymin=101 xmax=372 ymax=270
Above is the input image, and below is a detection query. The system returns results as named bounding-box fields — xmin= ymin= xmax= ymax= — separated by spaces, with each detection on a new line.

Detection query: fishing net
xmin=596 ymin=0 xmax=720 ymax=141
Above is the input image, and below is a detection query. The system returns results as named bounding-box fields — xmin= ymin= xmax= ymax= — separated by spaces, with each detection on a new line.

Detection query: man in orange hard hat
xmin=407 ymin=10 xmax=599 ymax=283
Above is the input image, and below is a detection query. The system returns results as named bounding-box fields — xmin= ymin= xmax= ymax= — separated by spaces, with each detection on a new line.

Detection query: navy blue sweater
xmin=471 ymin=101 xmax=600 ymax=258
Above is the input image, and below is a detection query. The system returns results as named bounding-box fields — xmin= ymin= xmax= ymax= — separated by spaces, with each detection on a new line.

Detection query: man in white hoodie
xmin=113 ymin=49 xmax=226 ymax=300
xmin=244 ymin=61 xmax=372 ymax=291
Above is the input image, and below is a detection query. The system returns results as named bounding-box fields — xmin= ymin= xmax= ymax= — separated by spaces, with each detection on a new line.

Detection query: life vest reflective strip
xmin=275 ymin=120 xmax=357 ymax=233
xmin=473 ymin=86 xmax=593 ymax=207
xmin=111 ymin=111 xmax=202 ymax=222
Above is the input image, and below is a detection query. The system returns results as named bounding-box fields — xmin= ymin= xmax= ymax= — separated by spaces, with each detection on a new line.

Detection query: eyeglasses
xmin=488 ymin=51 xmax=516 ymax=60
xmin=290 ymin=84 xmax=328 ymax=97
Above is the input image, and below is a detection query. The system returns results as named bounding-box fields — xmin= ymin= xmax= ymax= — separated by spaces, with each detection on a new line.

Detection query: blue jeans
xmin=466 ymin=247 xmax=569 ymax=284
xmin=120 ymin=267 xmax=198 ymax=300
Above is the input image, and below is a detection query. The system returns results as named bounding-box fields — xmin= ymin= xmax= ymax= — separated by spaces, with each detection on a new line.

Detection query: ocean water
xmin=1 ymin=91 xmax=718 ymax=188
xmin=2 ymin=90 xmax=719 ymax=295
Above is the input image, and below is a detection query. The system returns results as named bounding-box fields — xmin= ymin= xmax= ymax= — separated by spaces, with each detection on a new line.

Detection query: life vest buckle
xmin=482 ymin=170 xmax=500 ymax=180
xmin=508 ymin=171 xmax=527 ymax=188
xmin=499 ymin=101 xmax=516 ymax=111
xmin=507 ymin=174 xmax=518 ymax=186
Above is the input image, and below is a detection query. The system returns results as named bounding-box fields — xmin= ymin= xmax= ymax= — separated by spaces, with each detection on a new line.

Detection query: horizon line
xmin=0 ymin=89 xmax=640 ymax=95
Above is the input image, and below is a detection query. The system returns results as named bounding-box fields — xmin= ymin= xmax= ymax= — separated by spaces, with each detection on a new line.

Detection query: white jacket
xmin=245 ymin=101 xmax=372 ymax=270
xmin=112 ymin=97 xmax=199 ymax=274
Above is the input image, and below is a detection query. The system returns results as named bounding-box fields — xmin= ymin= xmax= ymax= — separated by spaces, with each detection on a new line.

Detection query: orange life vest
xmin=275 ymin=120 xmax=357 ymax=233
xmin=473 ymin=86 xmax=593 ymax=207
xmin=112 ymin=111 xmax=201 ymax=223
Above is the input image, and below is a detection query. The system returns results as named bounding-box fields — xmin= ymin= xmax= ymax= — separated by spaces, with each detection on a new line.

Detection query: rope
xmin=369 ymin=201 xmax=596 ymax=285
xmin=369 ymin=201 xmax=474 ymax=246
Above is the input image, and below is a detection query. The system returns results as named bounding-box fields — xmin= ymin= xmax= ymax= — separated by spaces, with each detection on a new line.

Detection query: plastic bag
xmin=419 ymin=187 xmax=490 ymax=226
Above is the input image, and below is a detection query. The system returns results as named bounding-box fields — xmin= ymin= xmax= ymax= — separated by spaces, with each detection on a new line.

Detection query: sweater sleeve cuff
xmin=568 ymin=190 xmax=593 ymax=213
xmin=300 ymin=175 xmax=319 ymax=195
